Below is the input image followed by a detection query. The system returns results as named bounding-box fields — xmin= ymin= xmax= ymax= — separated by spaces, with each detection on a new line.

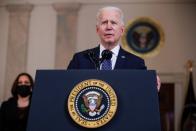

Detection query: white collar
xmin=99 ymin=44 xmax=120 ymax=57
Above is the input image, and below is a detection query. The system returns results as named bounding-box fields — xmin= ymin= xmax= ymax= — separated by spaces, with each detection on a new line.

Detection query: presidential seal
xmin=67 ymin=79 xmax=118 ymax=128
xmin=122 ymin=17 xmax=165 ymax=58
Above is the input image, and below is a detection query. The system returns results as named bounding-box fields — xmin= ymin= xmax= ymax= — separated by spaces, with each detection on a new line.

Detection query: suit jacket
xmin=67 ymin=46 xmax=146 ymax=70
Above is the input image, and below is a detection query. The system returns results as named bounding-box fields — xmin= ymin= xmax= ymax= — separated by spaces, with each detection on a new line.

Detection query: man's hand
xmin=157 ymin=75 xmax=161 ymax=91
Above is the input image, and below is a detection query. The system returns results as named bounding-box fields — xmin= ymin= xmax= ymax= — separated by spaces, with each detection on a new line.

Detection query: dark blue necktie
xmin=101 ymin=59 xmax=112 ymax=70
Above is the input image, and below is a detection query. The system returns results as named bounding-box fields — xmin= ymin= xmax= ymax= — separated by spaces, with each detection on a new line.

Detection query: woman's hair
xmin=11 ymin=72 xmax=34 ymax=98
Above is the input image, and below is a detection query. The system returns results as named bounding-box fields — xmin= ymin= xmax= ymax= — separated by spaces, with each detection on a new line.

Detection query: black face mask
xmin=16 ymin=85 xmax=32 ymax=97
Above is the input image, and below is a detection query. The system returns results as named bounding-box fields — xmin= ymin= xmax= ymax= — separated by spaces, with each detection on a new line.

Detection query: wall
xmin=27 ymin=5 xmax=56 ymax=76
xmin=0 ymin=7 xmax=9 ymax=101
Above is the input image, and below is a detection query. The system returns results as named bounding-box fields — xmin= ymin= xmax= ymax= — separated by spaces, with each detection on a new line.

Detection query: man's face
xmin=96 ymin=10 xmax=124 ymax=46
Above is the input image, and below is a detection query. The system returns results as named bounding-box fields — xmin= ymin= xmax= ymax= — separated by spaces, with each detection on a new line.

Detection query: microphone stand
xmin=88 ymin=49 xmax=112 ymax=70
xmin=87 ymin=51 xmax=100 ymax=70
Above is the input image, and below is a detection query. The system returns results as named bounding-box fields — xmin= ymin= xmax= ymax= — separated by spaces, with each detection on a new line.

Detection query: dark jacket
xmin=67 ymin=46 xmax=146 ymax=70
xmin=0 ymin=97 xmax=30 ymax=131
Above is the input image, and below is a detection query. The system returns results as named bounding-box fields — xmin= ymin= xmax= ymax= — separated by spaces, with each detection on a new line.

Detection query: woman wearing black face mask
xmin=0 ymin=72 xmax=34 ymax=131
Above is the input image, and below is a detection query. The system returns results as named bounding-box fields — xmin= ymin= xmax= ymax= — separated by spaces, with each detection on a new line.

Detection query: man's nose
xmin=106 ymin=22 xmax=112 ymax=29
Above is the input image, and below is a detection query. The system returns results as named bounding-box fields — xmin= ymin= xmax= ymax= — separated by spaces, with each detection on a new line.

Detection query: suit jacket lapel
xmin=92 ymin=46 xmax=100 ymax=59
xmin=114 ymin=47 xmax=127 ymax=69
xmin=88 ymin=46 xmax=99 ymax=69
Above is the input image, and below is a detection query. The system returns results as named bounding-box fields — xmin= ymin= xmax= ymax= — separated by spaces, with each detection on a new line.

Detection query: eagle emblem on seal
xmin=82 ymin=91 xmax=105 ymax=117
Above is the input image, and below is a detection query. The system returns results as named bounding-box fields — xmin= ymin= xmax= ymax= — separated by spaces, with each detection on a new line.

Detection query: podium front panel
xmin=27 ymin=70 xmax=161 ymax=131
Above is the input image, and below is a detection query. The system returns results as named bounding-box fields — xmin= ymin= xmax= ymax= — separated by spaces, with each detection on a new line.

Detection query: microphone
xmin=87 ymin=50 xmax=100 ymax=70
xmin=100 ymin=50 xmax=113 ymax=64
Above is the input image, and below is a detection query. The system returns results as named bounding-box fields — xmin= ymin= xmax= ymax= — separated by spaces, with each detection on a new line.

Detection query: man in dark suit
xmin=68 ymin=6 xmax=146 ymax=70
xmin=67 ymin=6 xmax=160 ymax=90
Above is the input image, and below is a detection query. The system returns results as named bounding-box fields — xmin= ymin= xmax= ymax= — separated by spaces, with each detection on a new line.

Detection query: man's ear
xmin=121 ymin=25 xmax=125 ymax=35
xmin=96 ymin=25 xmax=99 ymax=34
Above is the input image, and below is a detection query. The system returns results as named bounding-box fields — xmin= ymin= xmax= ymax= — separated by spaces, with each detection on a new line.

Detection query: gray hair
xmin=96 ymin=6 xmax=124 ymax=26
